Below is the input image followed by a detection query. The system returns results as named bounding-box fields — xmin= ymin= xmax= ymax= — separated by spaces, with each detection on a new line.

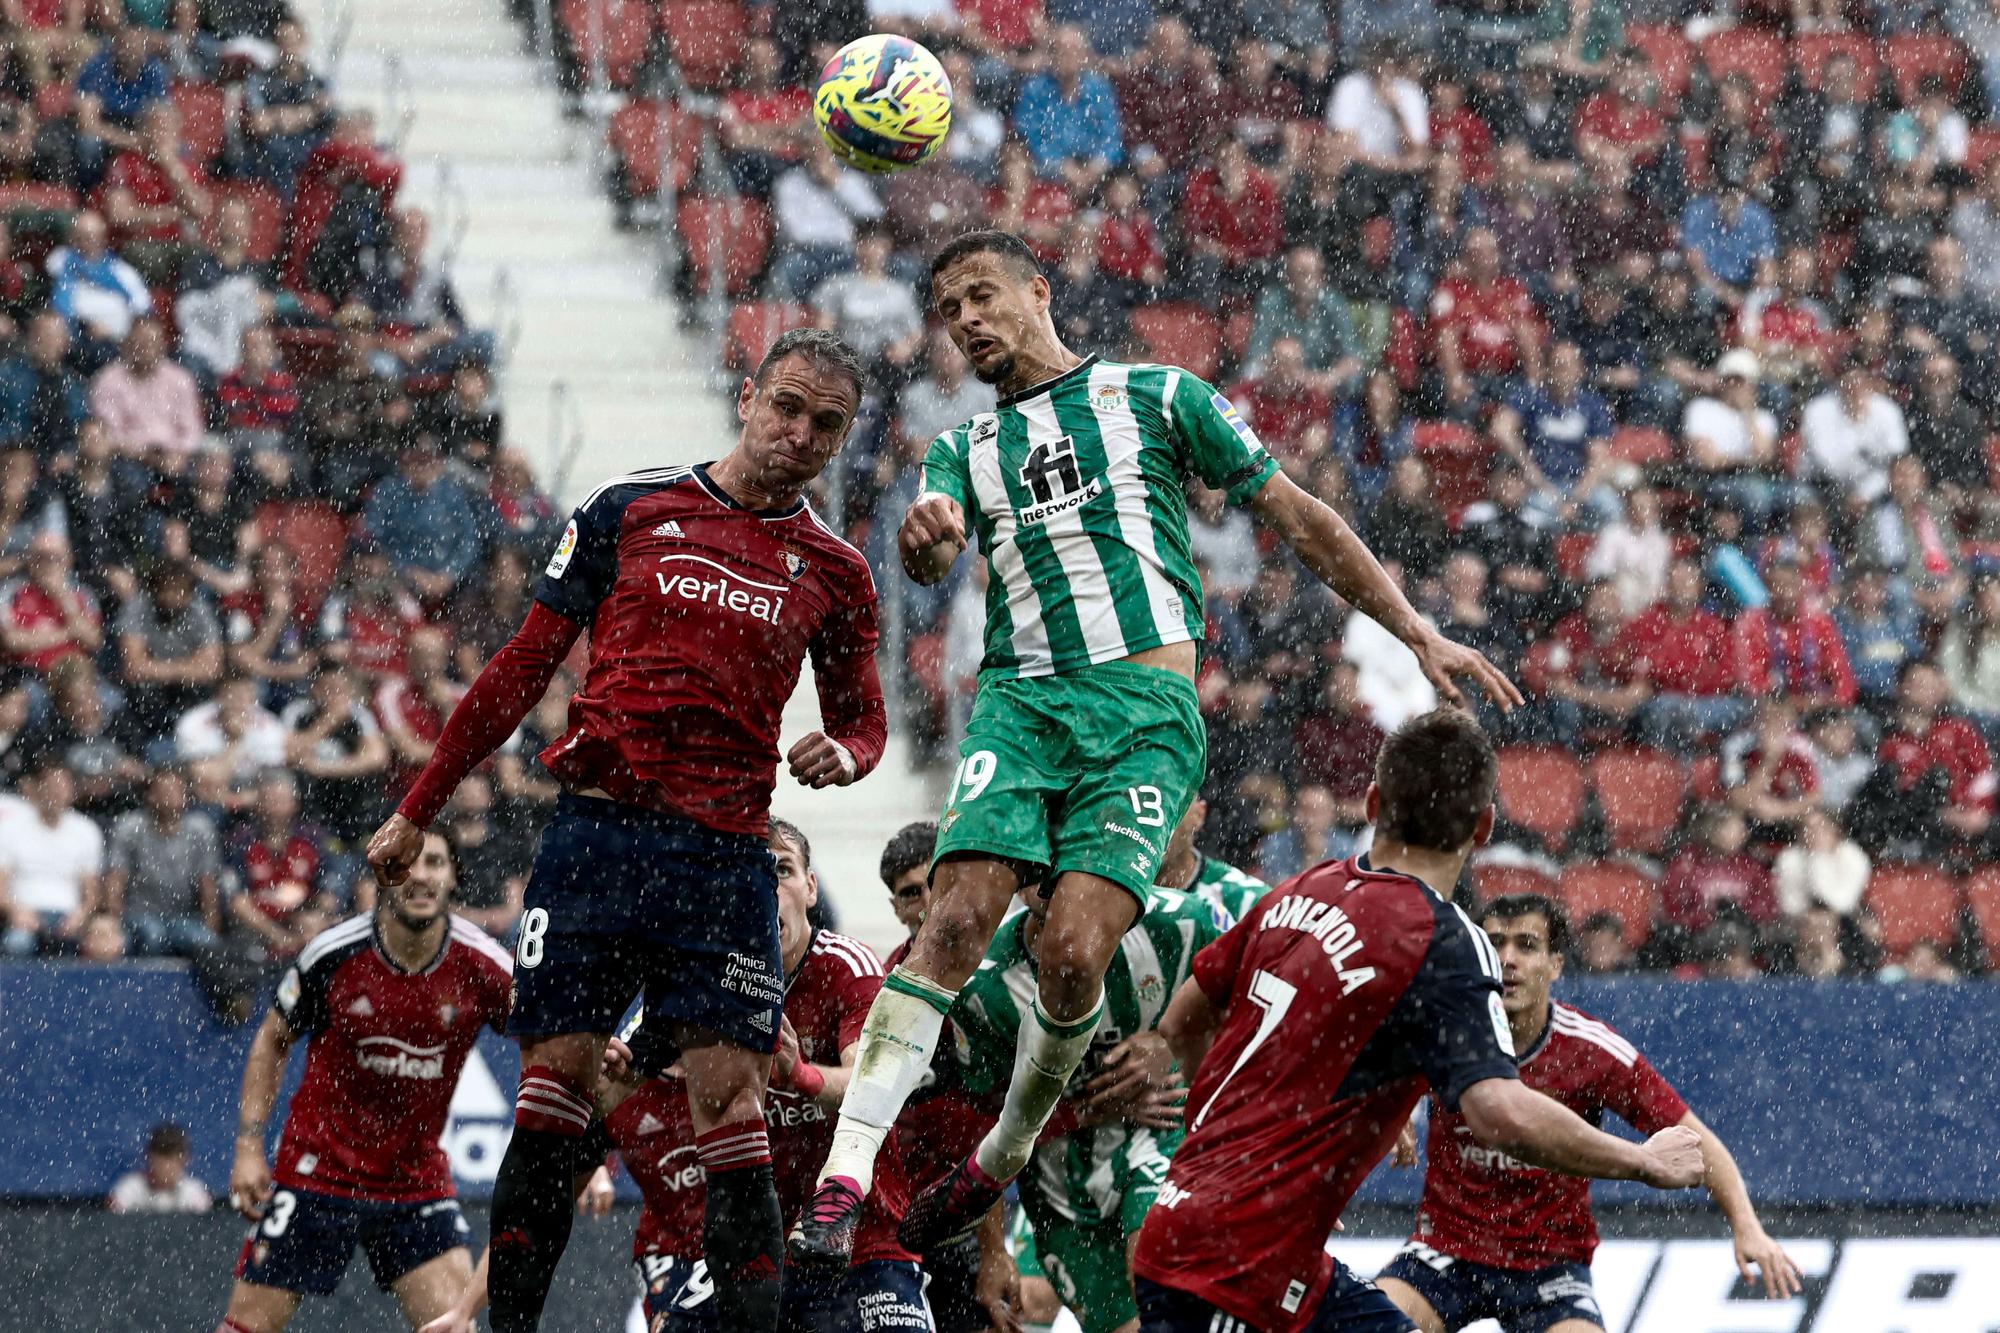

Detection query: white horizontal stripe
xmin=516 ymin=1096 xmax=591 ymax=1128
xmin=1552 ymin=1008 xmax=1638 ymax=1066
xmin=699 ymin=1130 xmax=768 ymax=1152
xmin=449 ymin=918 xmax=515 ymax=972
xmin=519 ymin=1079 xmax=594 ymax=1115
xmin=581 ymin=465 xmax=691 ymax=512
xmin=297 ymin=914 xmax=372 ymax=971
xmin=815 ymin=934 xmax=882 ymax=977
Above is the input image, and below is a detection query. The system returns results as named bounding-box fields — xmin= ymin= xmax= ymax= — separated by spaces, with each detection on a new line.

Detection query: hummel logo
xmin=348 ymin=996 xmax=374 ymax=1017
xmin=653 ymin=521 xmax=685 ymax=538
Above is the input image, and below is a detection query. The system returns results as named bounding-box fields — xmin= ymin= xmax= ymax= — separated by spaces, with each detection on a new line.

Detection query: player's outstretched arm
xmin=1246 ymin=471 xmax=1524 ymax=712
xmin=1681 ymin=1110 xmax=1803 ymax=1299
xmin=898 ymin=493 xmax=967 ymax=586
xmin=229 ymin=1010 xmax=295 ymax=1221
xmin=369 ymin=601 xmax=584 ymax=885
xmin=1459 ymin=1078 xmax=1704 ymax=1188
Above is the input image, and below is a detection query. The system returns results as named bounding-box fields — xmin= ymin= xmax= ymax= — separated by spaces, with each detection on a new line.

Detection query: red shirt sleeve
xmin=1603 ymin=1051 xmax=1689 ymax=1136
xmin=1191 ymin=907 xmax=1259 ymax=1003
xmin=1733 ymin=612 xmax=1771 ymax=694
xmin=809 ymin=568 xmax=887 ymax=779
xmin=1816 ymin=614 xmax=1858 ymax=706
xmin=396 ymin=601 xmax=583 ymax=826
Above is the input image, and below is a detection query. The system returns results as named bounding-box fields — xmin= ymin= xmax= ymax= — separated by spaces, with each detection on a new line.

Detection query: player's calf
xmin=488 ymin=1061 xmax=598 ymax=1333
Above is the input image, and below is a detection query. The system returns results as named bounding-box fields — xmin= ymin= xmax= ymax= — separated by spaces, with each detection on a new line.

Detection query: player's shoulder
xmin=293 ymin=911 xmax=375 ymax=977
xmin=574 ymin=465 xmax=700 ymax=518
xmin=806 ymin=929 xmax=884 ymax=980
xmin=790 ymin=502 xmax=874 ymax=582
xmin=1545 ymin=1001 xmax=1642 ymax=1069
xmin=447 ymin=915 xmax=515 ymax=979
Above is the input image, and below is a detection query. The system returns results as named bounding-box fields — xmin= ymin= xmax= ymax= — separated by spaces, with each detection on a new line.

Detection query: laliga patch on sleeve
xmin=1489 ymin=990 xmax=1516 ymax=1056
xmin=546 ymin=519 xmax=579 ymax=578
xmin=1210 ymin=392 xmax=1265 ymax=449
xmin=275 ymin=965 xmax=301 ymax=1016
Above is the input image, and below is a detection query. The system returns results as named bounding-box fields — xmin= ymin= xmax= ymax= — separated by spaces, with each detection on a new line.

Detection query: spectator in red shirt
xmin=1625 ymin=557 xmax=1745 ymax=752
xmin=1216 ymin=36 xmax=1303 ymax=160
xmin=1866 ymin=660 xmax=1997 ymax=860
xmin=1093 ymin=170 xmax=1164 ymax=303
xmin=96 ymin=99 xmax=210 ymax=286
xmin=223 ymin=769 xmax=337 ymax=962
xmin=217 ymin=324 xmax=299 ymax=465
xmin=1430 ymin=226 xmax=1545 ymax=416
xmin=1732 ymin=554 xmax=1858 ymax=707
xmin=957 ymin=0 xmax=1042 ymax=53
xmin=1720 ymin=697 xmax=1822 ymax=841
xmin=1662 ymin=806 xmax=1779 ymax=935
xmin=1226 ymin=337 xmax=1332 ymax=463
xmin=1288 ymin=659 xmax=1385 ymax=838
xmin=1520 ymin=579 xmax=1647 ymax=746
xmin=1182 ymin=135 xmax=1284 ymax=306
xmin=987 ymin=138 xmax=1074 ymax=267
xmin=1575 ymin=52 xmax=1669 ymax=177
xmin=1 ymin=531 xmax=102 ymax=676
xmin=719 ymin=37 xmax=809 ymax=199
xmin=1740 ymin=246 xmax=1831 ymax=401
xmin=1428 ymin=73 xmax=1492 ymax=182
xmin=373 ymin=624 xmax=464 ymax=801
xmin=1111 ymin=17 xmax=1216 ymax=185
xmin=317 ymin=540 xmax=424 ymax=681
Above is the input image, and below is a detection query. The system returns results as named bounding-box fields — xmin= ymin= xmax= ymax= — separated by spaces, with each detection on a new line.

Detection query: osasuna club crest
xmin=783 ymin=551 xmax=808 ymax=580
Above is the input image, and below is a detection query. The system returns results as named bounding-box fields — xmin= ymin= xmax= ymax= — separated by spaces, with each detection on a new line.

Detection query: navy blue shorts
xmin=234 ymin=1185 xmax=469 ymax=1297
xmin=1378 ymin=1244 xmax=1602 ymax=1333
xmin=1136 ymin=1265 xmax=1416 ymax=1333
xmin=638 ymin=1254 xmax=933 ymax=1332
xmin=512 ymin=794 xmax=783 ymax=1054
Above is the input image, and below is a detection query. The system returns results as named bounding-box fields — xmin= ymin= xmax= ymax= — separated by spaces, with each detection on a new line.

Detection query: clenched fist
xmin=899 ymin=493 xmax=967 ymax=585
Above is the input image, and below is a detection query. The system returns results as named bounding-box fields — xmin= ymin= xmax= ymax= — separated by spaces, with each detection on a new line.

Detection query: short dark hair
xmin=1481 ymin=892 xmax=1571 ymax=955
xmin=769 ymin=816 xmax=812 ymax=869
xmin=146 ymin=1123 xmax=190 ymax=1156
xmin=879 ymin=821 xmax=938 ymax=889
xmin=1372 ymin=708 xmax=1497 ymax=853
xmin=753 ymin=327 xmax=865 ymax=400
xmin=929 ymin=229 xmax=1043 ymax=286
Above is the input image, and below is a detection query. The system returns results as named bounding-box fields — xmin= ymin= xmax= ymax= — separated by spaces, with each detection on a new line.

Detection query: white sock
xmin=974 ymin=989 xmax=1104 ymax=1182
xmin=816 ymin=967 xmax=957 ymax=1194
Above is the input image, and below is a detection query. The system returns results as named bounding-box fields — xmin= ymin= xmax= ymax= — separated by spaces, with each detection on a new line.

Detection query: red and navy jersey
xmin=532 ymin=464 xmax=885 ymax=835
xmin=1133 ymin=857 xmax=1518 ymax=1333
xmin=271 ymin=913 xmax=512 ymax=1202
xmin=1412 ymin=1001 xmax=1687 ymax=1270
xmin=609 ymin=930 xmax=918 ymax=1265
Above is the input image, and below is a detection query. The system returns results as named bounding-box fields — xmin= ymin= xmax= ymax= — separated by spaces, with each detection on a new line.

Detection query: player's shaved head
xmin=754 ymin=327 xmax=865 ymax=401
xmin=930 ymin=228 xmax=1042 ymax=288
xmin=1373 ymin=708 xmax=1497 ymax=854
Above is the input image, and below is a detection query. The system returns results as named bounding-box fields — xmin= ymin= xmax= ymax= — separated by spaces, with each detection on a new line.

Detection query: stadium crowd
xmin=0 ymin=2 xmax=562 ymax=1015
xmin=598 ymin=0 xmax=2000 ymax=982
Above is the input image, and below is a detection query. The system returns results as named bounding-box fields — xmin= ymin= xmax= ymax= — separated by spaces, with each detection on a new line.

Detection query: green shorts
xmin=934 ymin=661 xmax=1206 ymax=903
xmin=1010 ymin=1130 xmax=1177 ymax=1333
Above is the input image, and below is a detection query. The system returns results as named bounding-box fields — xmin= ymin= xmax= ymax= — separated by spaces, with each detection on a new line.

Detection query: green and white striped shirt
xmin=918 ymin=356 xmax=1280 ymax=680
xmin=949 ymin=887 xmax=1221 ymax=1225
xmin=1190 ymin=854 xmax=1271 ymax=930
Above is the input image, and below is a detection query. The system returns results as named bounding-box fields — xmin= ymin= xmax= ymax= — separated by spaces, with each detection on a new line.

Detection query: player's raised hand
xmin=228 ymin=1144 xmax=273 ymax=1221
xmin=1079 ymin=1032 xmax=1177 ymax=1125
xmin=1734 ymin=1224 xmax=1804 ymax=1299
xmin=416 ymin=1307 xmax=476 ymax=1333
xmin=601 ymin=1036 xmax=637 ymax=1086
xmin=898 ymin=493 xmax=967 ymax=584
xmin=366 ymin=812 xmax=426 ymax=887
xmin=576 ymin=1164 xmax=616 ymax=1219
xmin=1636 ymin=1125 xmax=1706 ymax=1189
xmin=788 ymin=732 xmax=858 ymax=788
xmin=1410 ymin=628 xmax=1525 ymax=714
xmin=772 ymin=1017 xmax=802 ymax=1084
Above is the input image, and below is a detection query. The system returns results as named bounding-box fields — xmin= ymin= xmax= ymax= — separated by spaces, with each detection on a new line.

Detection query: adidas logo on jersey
xmin=652 ymin=521 xmax=685 ymax=538
xmin=636 ymin=1113 xmax=666 ymax=1137
xmin=347 ymin=996 xmax=374 ymax=1017
xmin=749 ymin=1009 xmax=775 ymax=1034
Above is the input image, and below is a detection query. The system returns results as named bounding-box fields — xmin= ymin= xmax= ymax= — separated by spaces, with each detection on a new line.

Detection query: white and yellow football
xmin=811 ymin=33 xmax=954 ymax=174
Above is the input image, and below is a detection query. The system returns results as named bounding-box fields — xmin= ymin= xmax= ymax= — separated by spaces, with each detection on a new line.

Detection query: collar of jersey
xmin=1515 ymin=1005 xmax=1556 ymax=1067
xmin=996 ymin=353 xmax=1101 ymax=409
xmin=372 ymin=912 xmax=450 ymax=977
xmin=692 ymin=463 xmax=805 ymax=520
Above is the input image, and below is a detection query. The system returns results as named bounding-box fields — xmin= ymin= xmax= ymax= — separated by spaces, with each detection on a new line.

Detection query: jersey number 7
xmin=1191 ymin=969 xmax=1297 ymax=1131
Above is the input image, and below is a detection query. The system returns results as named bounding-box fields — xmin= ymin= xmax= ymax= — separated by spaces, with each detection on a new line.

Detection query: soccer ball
xmin=811 ymin=33 xmax=954 ymax=174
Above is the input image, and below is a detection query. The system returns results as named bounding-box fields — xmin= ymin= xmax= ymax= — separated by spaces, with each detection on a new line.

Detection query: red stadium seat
xmin=1496 ymin=746 xmax=1586 ymax=853
xmin=1590 ymin=748 xmax=1688 ymax=855
xmin=723 ymin=300 xmax=814 ymax=376
xmin=1792 ymin=31 xmax=1878 ymax=97
xmin=1698 ymin=27 xmax=1789 ymax=103
xmin=1965 ymin=867 xmax=2000 ymax=966
xmin=608 ymin=99 xmax=701 ymax=200
xmin=1690 ymin=754 xmax=1724 ymax=803
xmin=1412 ymin=420 xmax=1490 ymax=520
xmin=204 ymin=180 xmax=286 ymax=262
xmin=171 ymin=81 xmax=229 ymax=170
xmin=1968 ymin=127 xmax=2000 ymax=177
xmin=1626 ymin=23 xmax=1694 ymax=104
xmin=1864 ymin=866 xmax=1962 ymax=957
xmin=660 ymin=0 xmax=747 ymax=93
xmin=1557 ymin=862 xmax=1658 ymax=947
xmin=1608 ymin=425 xmax=1675 ymax=467
xmin=1469 ymin=863 xmax=1558 ymax=907
xmin=1130 ymin=303 xmax=1222 ymax=382
xmin=1883 ymin=32 xmax=1969 ymax=103
xmin=678 ymin=196 xmax=770 ymax=296
xmin=560 ymin=0 xmax=655 ymax=90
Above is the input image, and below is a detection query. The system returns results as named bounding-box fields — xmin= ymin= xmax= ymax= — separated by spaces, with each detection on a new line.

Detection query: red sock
xmin=514 ymin=1064 xmax=593 ymax=1136
xmin=696 ymin=1121 xmax=773 ymax=1172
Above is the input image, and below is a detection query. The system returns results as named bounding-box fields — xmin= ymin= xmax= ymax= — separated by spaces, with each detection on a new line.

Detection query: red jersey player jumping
xmin=1375 ymin=892 xmax=1801 ymax=1332
xmin=1130 ymin=710 xmax=1707 ymax=1333
xmin=219 ymin=829 xmax=514 ymax=1333
xmin=365 ymin=328 xmax=887 ymax=1333
xmin=420 ymin=818 xmax=929 ymax=1333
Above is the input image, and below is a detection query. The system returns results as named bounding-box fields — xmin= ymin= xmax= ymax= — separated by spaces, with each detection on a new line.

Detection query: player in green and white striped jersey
xmin=950 ymin=884 xmax=1218 ymax=1333
xmin=1152 ymin=797 xmax=1270 ymax=931
xmin=798 ymin=230 xmax=1521 ymax=1268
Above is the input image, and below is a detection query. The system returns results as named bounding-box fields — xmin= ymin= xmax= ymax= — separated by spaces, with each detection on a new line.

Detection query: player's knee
xmin=917 ymin=886 xmax=1010 ymax=979
xmin=1035 ymin=918 xmax=1121 ymax=1014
